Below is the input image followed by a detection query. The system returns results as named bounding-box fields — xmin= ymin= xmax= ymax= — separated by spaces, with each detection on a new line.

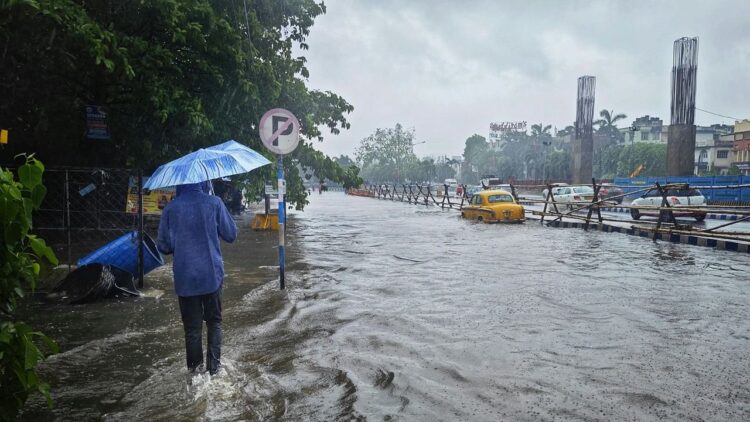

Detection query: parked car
xmin=461 ymin=189 xmax=525 ymax=223
xmin=546 ymin=185 xmax=595 ymax=209
xmin=598 ymin=185 xmax=625 ymax=204
xmin=630 ymin=188 xmax=707 ymax=221
xmin=541 ymin=183 xmax=569 ymax=199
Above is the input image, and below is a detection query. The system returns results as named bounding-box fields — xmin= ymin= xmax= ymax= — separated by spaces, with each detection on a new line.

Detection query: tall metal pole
xmin=65 ymin=170 xmax=72 ymax=273
xmin=277 ymin=155 xmax=285 ymax=290
xmin=137 ymin=171 xmax=144 ymax=288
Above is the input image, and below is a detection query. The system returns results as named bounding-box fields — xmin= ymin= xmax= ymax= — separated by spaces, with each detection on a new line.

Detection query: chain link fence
xmin=33 ymin=168 xmax=154 ymax=277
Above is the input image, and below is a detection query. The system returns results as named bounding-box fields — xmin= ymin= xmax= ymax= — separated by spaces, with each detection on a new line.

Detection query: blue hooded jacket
xmin=157 ymin=181 xmax=238 ymax=296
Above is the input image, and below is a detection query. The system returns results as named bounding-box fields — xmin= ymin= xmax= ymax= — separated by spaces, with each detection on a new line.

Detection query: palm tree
xmin=530 ymin=123 xmax=552 ymax=137
xmin=595 ymin=110 xmax=626 ymax=135
xmin=594 ymin=109 xmax=627 ymax=145
xmin=528 ymin=124 xmax=553 ymax=180
xmin=556 ymin=125 xmax=575 ymax=137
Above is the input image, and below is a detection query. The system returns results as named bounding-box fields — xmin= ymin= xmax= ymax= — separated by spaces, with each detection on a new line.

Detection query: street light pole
xmin=630 ymin=124 xmax=637 ymax=175
xmin=542 ymin=139 xmax=552 ymax=182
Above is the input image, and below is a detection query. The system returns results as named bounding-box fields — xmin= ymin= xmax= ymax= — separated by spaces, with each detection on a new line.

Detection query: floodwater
xmin=21 ymin=192 xmax=750 ymax=421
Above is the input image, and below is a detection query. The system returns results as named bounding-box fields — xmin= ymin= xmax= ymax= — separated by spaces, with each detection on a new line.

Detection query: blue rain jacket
xmin=157 ymin=181 xmax=238 ymax=297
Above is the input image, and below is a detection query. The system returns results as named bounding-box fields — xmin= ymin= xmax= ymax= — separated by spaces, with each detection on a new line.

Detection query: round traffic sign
xmin=259 ymin=108 xmax=300 ymax=155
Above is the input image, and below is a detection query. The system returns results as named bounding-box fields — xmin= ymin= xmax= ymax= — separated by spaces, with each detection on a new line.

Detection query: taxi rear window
xmin=488 ymin=194 xmax=514 ymax=203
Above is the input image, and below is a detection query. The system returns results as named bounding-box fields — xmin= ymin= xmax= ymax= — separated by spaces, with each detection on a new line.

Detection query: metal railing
xmin=521 ymin=179 xmax=750 ymax=243
xmin=351 ymin=179 xmax=750 ymax=245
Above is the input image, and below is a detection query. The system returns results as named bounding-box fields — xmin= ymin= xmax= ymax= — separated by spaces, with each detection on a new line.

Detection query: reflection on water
xmin=21 ymin=192 xmax=750 ymax=421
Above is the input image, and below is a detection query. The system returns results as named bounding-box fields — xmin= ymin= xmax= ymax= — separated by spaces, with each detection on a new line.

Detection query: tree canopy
xmin=1 ymin=0 xmax=356 ymax=208
xmin=457 ymin=111 xmax=662 ymax=183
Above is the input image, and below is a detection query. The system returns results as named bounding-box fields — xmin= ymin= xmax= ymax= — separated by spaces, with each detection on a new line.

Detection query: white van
xmin=479 ymin=175 xmax=502 ymax=189
xmin=444 ymin=178 xmax=459 ymax=197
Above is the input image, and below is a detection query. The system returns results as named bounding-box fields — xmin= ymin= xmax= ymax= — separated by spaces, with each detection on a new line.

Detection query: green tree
xmin=593 ymin=143 xmax=622 ymax=179
xmin=526 ymin=125 xmax=553 ymax=179
xmin=530 ymin=123 xmax=552 ymax=138
xmin=544 ymin=149 xmax=572 ymax=181
xmin=333 ymin=155 xmax=355 ymax=168
xmin=556 ymin=125 xmax=575 ymax=137
xmin=496 ymin=133 xmax=530 ymax=179
xmin=1 ymin=157 xmax=59 ymax=420
xmin=434 ymin=161 xmax=456 ymax=182
xmin=460 ymin=134 xmax=488 ymax=183
xmin=595 ymin=109 xmax=627 ymax=143
xmin=616 ymin=143 xmax=667 ymax=177
xmin=405 ymin=158 xmax=436 ymax=183
xmin=355 ymin=124 xmax=419 ymax=183
xmin=0 ymin=0 xmax=352 ymax=210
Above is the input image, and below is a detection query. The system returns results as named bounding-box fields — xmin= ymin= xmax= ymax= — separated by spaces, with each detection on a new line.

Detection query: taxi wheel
xmin=477 ymin=216 xmax=483 ymax=222
xmin=630 ymin=208 xmax=640 ymax=220
xmin=694 ymin=213 xmax=706 ymax=222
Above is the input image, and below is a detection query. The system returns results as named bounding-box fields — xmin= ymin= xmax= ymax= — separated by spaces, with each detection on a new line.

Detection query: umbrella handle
xmin=197 ymin=160 xmax=215 ymax=195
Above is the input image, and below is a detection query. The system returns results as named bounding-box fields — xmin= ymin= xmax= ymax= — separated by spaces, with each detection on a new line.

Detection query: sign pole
xmin=277 ymin=154 xmax=285 ymax=290
xmin=259 ymin=107 xmax=300 ymax=291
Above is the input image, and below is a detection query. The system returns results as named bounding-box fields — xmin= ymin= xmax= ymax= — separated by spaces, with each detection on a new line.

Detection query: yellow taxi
xmin=461 ymin=189 xmax=525 ymax=223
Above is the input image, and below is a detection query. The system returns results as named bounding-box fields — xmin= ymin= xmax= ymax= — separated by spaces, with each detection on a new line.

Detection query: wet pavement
xmin=20 ymin=192 xmax=750 ymax=421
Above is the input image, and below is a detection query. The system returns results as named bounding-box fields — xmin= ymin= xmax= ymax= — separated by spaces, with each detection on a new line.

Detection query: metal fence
xmin=33 ymin=168 xmax=151 ymax=279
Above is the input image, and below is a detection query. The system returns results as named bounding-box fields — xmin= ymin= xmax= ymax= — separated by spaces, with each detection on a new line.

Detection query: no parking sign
xmin=259 ymin=108 xmax=300 ymax=155
xmin=259 ymin=108 xmax=300 ymax=290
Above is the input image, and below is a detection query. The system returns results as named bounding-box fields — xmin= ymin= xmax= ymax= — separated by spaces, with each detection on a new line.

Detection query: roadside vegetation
xmin=1 ymin=157 xmax=59 ymax=421
xmin=354 ymin=124 xmax=456 ymax=184
xmin=0 ymin=0 xmax=359 ymax=209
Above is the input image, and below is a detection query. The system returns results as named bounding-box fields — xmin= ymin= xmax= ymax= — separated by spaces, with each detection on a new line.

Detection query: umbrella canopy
xmin=143 ymin=141 xmax=271 ymax=190
xmin=207 ymin=140 xmax=271 ymax=168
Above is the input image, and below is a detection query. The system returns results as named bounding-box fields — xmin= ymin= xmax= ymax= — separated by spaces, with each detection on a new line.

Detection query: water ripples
xmin=20 ymin=192 xmax=750 ymax=421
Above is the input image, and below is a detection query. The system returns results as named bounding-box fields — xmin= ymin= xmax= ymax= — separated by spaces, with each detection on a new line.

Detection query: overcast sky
xmin=301 ymin=0 xmax=750 ymax=159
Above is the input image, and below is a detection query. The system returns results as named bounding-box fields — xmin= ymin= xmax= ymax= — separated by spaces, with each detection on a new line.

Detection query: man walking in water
xmin=157 ymin=180 xmax=237 ymax=376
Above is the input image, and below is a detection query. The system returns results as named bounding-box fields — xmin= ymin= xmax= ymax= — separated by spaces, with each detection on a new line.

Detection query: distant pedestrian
xmin=157 ymin=181 xmax=237 ymax=376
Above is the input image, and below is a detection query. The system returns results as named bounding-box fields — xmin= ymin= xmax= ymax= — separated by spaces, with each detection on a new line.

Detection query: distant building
xmin=696 ymin=135 xmax=734 ymax=175
xmin=619 ymin=115 xmax=665 ymax=145
xmin=694 ymin=124 xmax=734 ymax=175
xmin=731 ymin=119 xmax=750 ymax=175
xmin=615 ymin=115 xmax=733 ymax=174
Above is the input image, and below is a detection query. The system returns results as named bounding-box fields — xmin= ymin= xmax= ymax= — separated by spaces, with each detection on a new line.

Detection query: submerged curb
xmin=598 ymin=207 xmax=740 ymax=221
xmin=536 ymin=217 xmax=750 ymax=253
xmin=519 ymin=202 xmax=742 ymax=221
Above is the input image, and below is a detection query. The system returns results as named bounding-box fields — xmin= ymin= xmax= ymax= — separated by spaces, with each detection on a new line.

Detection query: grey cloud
xmin=302 ymin=0 xmax=750 ymax=158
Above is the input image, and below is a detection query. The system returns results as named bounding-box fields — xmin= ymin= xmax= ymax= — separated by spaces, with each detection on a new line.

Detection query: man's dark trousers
xmin=178 ymin=288 xmax=222 ymax=375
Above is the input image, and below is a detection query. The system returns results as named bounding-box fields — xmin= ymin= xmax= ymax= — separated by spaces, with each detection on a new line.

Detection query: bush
xmin=0 ymin=155 xmax=59 ymax=421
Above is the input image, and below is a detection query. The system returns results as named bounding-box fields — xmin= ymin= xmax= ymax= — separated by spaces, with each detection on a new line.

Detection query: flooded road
xmin=22 ymin=192 xmax=750 ymax=421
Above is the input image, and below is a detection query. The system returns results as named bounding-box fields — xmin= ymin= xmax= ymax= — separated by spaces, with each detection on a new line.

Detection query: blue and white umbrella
xmin=143 ymin=140 xmax=271 ymax=190
xmin=206 ymin=140 xmax=271 ymax=167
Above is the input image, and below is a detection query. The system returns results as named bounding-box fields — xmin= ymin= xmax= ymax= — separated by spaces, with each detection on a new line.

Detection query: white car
xmin=541 ymin=183 xmax=569 ymax=199
xmin=544 ymin=185 xmax=595 ymax=209
xmin=630 ymin=188 xmax=707 ymax=221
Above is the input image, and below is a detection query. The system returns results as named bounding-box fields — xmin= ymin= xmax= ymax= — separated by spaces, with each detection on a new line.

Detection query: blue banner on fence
xmin=613 ymin=175 xmax=749 ymax=203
